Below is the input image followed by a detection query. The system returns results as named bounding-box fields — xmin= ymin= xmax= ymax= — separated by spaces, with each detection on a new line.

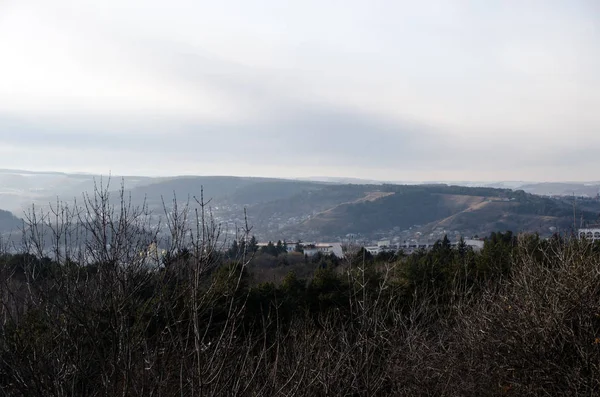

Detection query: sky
xmin=0 ymin=0 xmax=598 ymax=181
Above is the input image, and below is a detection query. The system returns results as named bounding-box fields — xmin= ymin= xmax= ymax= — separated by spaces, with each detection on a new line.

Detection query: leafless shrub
xmin=435 ymin=237 xmax=600 ymax=396
xmin=2 ymin=184 xmax=600 ymax=396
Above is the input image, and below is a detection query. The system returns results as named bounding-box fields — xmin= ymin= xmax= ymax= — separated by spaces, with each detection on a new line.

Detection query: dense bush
xmin=1 ymin=183 xmax=599 ymax=396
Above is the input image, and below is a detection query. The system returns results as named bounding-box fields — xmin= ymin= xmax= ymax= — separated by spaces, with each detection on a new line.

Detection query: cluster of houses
xmin=363 ymin=239 xmax=485 ymax=255
xmin=252 ymin=228 xmax=600 ymax=259
xmin=578 ymin=228 xmax=600 ymax=242
xmin=255 ymin=241 xmax=344 ymax=257
xmin=300 ymin=243 xmax=344 ymax=257
xmin=256 ymin=238 xmax=485 ymax=258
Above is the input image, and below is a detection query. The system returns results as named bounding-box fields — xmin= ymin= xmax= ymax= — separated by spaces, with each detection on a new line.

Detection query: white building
xmin=364 ymin=242 xmax=397 ymax=256
xmin=302 ymin=243 xmax=342 ymax=257
xmin=578 ymin=228 xmax=600 ymax=241
xmin=303 ymin=246 xmax=320 ymax=256
xmin=364 ymin=246 xmax=381 ymax=255
xmin=464 ymin=239 xmax=484 ymax=251
xmin=315 ymin=243 xmax=333 ymax=254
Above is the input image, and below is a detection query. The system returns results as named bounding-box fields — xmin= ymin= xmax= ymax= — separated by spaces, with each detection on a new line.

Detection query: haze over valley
xmin=2 ymin=168 xmax=600 ymax=246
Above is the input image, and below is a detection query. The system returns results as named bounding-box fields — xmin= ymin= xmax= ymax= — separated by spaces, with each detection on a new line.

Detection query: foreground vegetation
xmin=1 ymin=183 xmax=600 ymax=396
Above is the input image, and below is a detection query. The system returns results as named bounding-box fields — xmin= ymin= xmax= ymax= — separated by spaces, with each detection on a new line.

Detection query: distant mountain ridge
xmin=1 ymin=169 xmax=600 ymax=242
xmin=0 ymin=209 xmax=22 ymax=233
xmin=518 ymin=182 xmax=600 ymax=197
xmin=272 ymin=185 xmax=597 ymax=241
xmin=127 ymin=178 xmax=600 ymax=241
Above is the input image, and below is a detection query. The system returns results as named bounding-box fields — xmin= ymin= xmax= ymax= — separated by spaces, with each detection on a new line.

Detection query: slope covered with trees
xmin=279 ymin=185 xmax=600 ymax=240
xmin=3 ymin=171 xmax=599 ymax=243
xmin=122 ymin=179 xmax=600 ymax=240
xmin=1 ymin=187 xmax=600 ymax=395
xmin=0 ymin=209 xmax=21 ymax=232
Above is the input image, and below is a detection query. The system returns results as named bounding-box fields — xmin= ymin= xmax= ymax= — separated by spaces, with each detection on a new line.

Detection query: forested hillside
xmin=0 ymin=209 xmax=21 ymax=232
xmin=2 ymin=170 xmax=600 ymax=242
xmin=276 ymin=185 xmax=600 ymax=240
xmin=119 ymin=178 xmax=600 ymax=241
xmin=1 ymin=188 xmax=599 ymax=396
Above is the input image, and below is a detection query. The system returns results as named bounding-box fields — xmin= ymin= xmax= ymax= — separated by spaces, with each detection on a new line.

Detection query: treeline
xmin=227 ymin=237 xmax=298 ymax=258
xmin=1 ymin=183 xmax=600 ymax=396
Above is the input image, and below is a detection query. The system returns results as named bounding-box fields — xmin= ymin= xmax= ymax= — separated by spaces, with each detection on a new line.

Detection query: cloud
xmin=0 ymin=1 xmax=598 ymax=181
xmin=0 ymin=101 xmax=444 ymax=168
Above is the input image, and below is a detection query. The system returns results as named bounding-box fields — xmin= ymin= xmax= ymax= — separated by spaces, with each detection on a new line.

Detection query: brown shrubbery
xmin=1 ymin=182 xmax=599 ymax=396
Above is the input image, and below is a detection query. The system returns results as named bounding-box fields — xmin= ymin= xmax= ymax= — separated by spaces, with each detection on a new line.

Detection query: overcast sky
xmin=0 ymin=1 xmax=598 ymax=181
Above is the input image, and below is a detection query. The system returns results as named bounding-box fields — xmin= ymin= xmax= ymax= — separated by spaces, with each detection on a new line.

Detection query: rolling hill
xmin=268 ymin=185 xmax=600 ymax=241
xmin=119 ymin=178 xmax=600 ymax=241
xmin=519 ymin=182 xmax=600 ymax=197
xmin=1 ymin=169 xmax=599 ymax=243
xmin=0 ymin=209 xmax=22 ymax=233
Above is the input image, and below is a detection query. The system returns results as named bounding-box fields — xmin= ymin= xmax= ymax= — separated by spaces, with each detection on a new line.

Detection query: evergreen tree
xmin=261 ymin=241 xmax=278 ymax=256
xmin=457 ymin=236 xmax=467 ymax=257
xmin=228 ymin=240 xmax=239 ymax=258
xmin=276 ymin=240 xmax=284 ymax=255
xmin=248 ymin=235 xmax=258 ymax=253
